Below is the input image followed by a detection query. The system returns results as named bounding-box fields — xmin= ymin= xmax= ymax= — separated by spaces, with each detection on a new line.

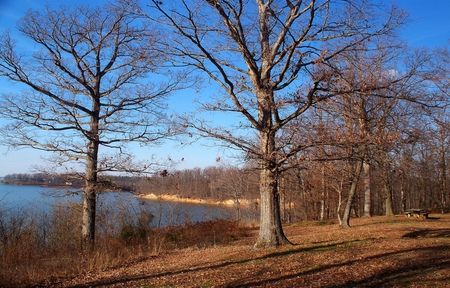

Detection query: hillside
xmin=48 ymin=215 xmax=450 ymax=287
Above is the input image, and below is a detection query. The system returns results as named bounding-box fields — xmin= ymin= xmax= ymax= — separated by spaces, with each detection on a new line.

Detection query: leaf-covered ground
xmin=49 ymin=215 xmax=450 ymax=287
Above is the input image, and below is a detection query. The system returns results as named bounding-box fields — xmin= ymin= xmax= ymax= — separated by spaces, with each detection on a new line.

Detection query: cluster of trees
xmin=0 ymin=0 xmax=449 ymax=250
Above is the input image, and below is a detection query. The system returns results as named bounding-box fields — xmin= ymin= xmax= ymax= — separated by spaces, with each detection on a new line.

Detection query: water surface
xmin=0 ymin=183 xmax=237 ymax=227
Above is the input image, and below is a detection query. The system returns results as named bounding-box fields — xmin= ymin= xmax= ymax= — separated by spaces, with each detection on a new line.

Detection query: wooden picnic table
xmin=405 ymin=209 xmax=428 ymax=220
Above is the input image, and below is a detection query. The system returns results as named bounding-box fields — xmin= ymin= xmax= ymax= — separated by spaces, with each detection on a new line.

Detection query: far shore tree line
xmin=1 ymin=0 xmax=450 ymax=250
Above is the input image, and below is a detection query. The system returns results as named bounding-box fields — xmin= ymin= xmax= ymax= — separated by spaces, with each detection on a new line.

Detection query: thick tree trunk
xmin=81 ymin=184 xmax=96 ymax=250
xmin=253 ymin=131 xmax=291 ymax=249
xmin=81 ymin=99 xmax=100 ymax=251
xmin=341 ymin=159 xmax=363 ymax=228
xmin=362 ymin=160 xmax=371 ymax=217
xmin=81 ymin=141 xmax=98 ymax=251
xmin=254 ymin=166 xmax=291 ymax=249
xmin=385 ymin=184 xmax=395 ymax=217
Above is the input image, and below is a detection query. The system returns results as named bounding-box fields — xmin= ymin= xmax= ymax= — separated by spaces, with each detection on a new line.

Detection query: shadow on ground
xmin=65 ymin=241 xmax=354 ymax=287
xmin=402 ymin=228 xmax=450 ymax=238
xmin=65 ymin=239 xmax=450 ymax=288
xmin=226 ymin=245 xmax=450 ymax=287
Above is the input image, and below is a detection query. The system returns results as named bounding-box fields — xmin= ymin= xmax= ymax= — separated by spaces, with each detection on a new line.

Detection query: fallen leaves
xmin=50 ymin=215 xmax=450 ymax=287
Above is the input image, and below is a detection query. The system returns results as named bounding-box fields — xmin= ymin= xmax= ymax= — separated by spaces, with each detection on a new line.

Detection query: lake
xmin=0 ymin=183 xmax=80 ymax=205
xmin=0 ymin=183 xmax=241 ymax=227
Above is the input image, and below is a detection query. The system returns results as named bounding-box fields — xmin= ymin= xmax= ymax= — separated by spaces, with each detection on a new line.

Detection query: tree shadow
xmin=226 ymin=245 xmax=450 ymax=287
xmin=65 ymin=241 xmax=355 ymax=287
xmin=402 ymin=228 xmax=450 ymax=238
xmin=64 ymin=236 xmax=450 ymax=287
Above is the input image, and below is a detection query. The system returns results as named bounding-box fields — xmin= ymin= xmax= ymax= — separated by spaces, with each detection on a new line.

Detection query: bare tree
xmin=427 ymin=111 xmax=450 ymax=214
xmin=429 ymin=43 xmax=450 ymax=213
xmin=144 ymin=0 xmax=406 ymax=248
xmin=317 ymin=35 xmax=431 ymax=224
xmin=0 ymin=1 xmax=183 ymax=250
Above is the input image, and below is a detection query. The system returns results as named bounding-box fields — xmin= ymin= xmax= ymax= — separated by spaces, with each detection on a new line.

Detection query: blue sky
xmin=0 ymin=0 xmax=449 ymax=176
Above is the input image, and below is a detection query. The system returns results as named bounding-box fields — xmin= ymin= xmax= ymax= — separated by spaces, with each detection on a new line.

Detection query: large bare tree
xmin=0 ymin=1 xmax=182 ymax=249
xmin=145 ymin=0 xmax=406 ymax=248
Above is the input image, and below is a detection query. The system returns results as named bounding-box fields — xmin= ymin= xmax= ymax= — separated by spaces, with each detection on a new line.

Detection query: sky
xmin=0 ymin=0 xmax=449 ymax=176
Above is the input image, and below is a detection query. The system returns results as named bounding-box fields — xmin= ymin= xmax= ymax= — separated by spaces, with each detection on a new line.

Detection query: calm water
xmin=0 ymin=183 xmax=237 ymax=227
xmin=0 ymin=183 xmax=79 ymax=205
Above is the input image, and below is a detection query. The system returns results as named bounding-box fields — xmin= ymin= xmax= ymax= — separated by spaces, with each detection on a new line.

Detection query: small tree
xmin=0 ymin=1 xmax=183 ymax=250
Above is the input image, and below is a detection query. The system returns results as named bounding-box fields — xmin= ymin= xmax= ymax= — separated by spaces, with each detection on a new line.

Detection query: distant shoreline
xmin=0 ymin=182 xmax=81 ymax=189
xmin=0 ymin=182 xmax=257 ymax=208
xmin=137 ymin=193 xmax=256 ymax=208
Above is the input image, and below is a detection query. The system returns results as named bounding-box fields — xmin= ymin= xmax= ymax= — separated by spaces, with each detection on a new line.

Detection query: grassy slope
xmin=49 ymin=215 xmax=450 ymax=287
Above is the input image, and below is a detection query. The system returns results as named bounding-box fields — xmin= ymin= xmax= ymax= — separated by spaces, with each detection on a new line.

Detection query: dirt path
xmin=49 ymin=215 xmax=450 ymax=287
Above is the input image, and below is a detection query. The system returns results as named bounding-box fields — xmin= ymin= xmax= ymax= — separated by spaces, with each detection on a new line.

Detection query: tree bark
xmin=81 ymin=124 xmax=99 ymax=250
xmin=254 ymin=165 xmax=291 ymax=249
xmin=381 ymin=158 xmax=395 ymax=217
xmin=254 ymin=131 xmax=291 ymax=249
xmin=384 ymin=184 xmax=395 ymax=217
xmin=81 ymin=176 xmax=96 ymax=250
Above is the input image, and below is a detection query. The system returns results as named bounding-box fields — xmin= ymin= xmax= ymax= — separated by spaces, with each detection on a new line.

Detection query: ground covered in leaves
xmin=47 ymin=215 xmax=450 ymax=287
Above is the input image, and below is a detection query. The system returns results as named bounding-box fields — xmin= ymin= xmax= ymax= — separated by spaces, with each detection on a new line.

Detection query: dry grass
xmin=0 ymin=200 xmax=248 ymax=288
xmin=41 ymin=214 xmax=450 ymax=288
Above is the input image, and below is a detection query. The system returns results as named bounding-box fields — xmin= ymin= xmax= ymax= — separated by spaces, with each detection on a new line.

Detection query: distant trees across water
xmin=1 ymin=166 xmax=261 ymax=204
xmin=3 ymin=156 xmax=448 ymax=224
xmin=2 ymin=173 xmax=83 ymax=187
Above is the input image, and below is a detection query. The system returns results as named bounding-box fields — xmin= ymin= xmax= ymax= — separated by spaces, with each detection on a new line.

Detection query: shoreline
xmin=0 ymin=182 xmax=258 ymax=208
xmin=137 ymin=193 xmax=257 ymax=207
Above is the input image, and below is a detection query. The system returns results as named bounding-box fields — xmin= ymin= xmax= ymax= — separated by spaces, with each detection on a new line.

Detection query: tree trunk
xmin=401 ymin=186 xmax=406 ymax=213
xmin=81 ymin=186 xmax=96 ymax=250
xmin=81 ymin=98 xmax=100 ymax=251
xmin=320 ymin=164 xmax=326 ymax=220
xmin=362 ymin=160 xmax=372 ymax=217
xmin=384 ymin=184 xmax=395 ymax=217
xmin=234 ymin=194 xmax=242 ymax=221
xmin=337 ymin=185 xmax=343 ymax=226
xmin=254 ymin=132 xmax=291 ymax=249
xmin=439 ymin=136 xmax=447 ymax=213
xmin=81 ymin=140 xmax=98 ymax=251
xmin=254 ymin=166 xmax=291 ymax=249
xmin=341 ymin=159 xmax=363 ymax=228
xmin=382 ymin=160 xmax=395 ymax=217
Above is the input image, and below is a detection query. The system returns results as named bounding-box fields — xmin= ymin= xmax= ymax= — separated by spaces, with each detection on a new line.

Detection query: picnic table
xmin=405 ymin=209 xmax=428 ymax=220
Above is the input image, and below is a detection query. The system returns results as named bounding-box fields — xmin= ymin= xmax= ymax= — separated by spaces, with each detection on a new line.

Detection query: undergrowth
xmin=0 ymin=198 xmax=251 ymax=288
